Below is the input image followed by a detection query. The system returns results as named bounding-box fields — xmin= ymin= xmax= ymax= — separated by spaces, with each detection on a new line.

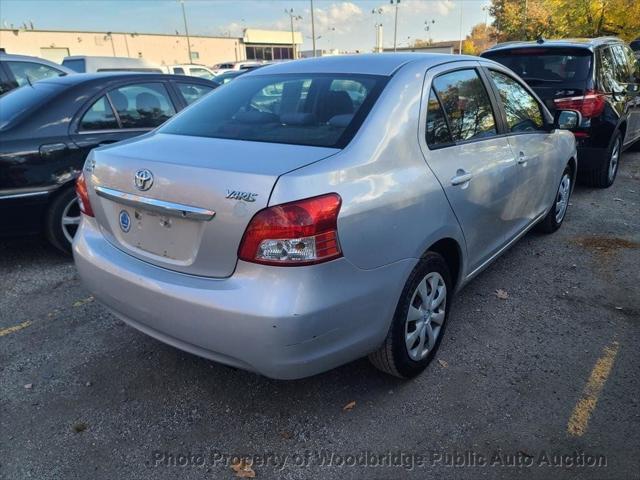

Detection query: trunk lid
xmin=530 ymin=85 xmax=589 ymax=113
xmin=87 ymin=133 xmax=339 ymax=277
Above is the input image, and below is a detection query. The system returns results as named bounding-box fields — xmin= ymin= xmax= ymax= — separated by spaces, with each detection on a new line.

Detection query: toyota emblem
xmin=134 ymin=169 xmax=153 ymax=191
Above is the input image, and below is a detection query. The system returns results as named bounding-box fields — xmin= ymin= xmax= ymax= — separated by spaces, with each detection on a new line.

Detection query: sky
xmin=0 ymin=0 xmax=493 ymax=52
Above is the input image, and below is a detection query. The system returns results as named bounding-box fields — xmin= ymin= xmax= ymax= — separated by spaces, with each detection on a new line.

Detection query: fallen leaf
xmin=279 ymin=430 xmax=292 ymax=440
xmin=438 ymin=359 xmax=448 ymax=368
xmin=343 ymin=400 xmax=356 ymax=411
xmin=24 ymin=383 xmax=33 ymax=389
xmin=495 ymin=289 xmax=509 ymax=300
xmin=231 ymin=458 xmax=256 ymax=478
xmin=73 ymin=296 xmax=94 ymax=308
xmin=72 ymin=422 xmax=87 ymax=433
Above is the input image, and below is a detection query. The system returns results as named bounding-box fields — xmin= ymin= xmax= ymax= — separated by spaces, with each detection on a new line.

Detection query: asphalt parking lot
xmin=1 ymin=151 xmax=639 ymax=480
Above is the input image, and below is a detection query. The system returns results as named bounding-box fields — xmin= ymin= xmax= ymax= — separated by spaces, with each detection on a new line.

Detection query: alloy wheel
xmin=555 ymin=173 xmax=571 ymax=223
xmin=61 ymin=196 xmax=81 ymax=245
xmin=404 ymin=272 xmax=447 ymax=361
xmin=608 ymin=138 xmax=620 ymax=182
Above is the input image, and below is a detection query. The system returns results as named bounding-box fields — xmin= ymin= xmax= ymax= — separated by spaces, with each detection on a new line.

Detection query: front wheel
xmin=45 ymin=186 xmax=81 ymax=254
xmin=369 ymin=252 xmax=452 ymax=378
xmin=536 ymin=164 xmax=572 ymax=234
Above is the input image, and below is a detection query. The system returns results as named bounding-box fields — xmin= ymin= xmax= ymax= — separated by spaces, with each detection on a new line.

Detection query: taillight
xmin=238 ymin=193 xmax=342 ymax=266
xmin=553 ymin=90 xmax=606 ymax=118
xmin=75 ymin=173 xmax=94 ymax=217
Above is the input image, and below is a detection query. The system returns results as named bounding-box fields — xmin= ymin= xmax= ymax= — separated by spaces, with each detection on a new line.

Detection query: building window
xmin=190 ymin=51 xmax=200 ymax=61
xmin=246 ymin=45 xmax=292 ymax=61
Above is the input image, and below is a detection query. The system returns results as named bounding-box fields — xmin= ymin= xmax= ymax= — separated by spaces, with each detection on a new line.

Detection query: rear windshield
xmin=0 ymin=82 xmax=62 ymax=130
xmin=160 ymin=73 xmax=387 ymax=148
xmin=483 ymin=48 xmax=593 ymax=84
xmin=62 ymin=58 xmax=85 ymax=73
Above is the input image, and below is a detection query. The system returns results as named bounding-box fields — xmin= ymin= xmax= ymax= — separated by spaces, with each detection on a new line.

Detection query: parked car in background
xmin=630 ymin=37 xmax=640 ymax=60
xmin=211 ymin=68 xmax=252 ymax=85
xmin=482 ymin=37 xmax=640 ymax=188
xmin=62 ymin=56 xmax=163 ymax=73
xmin=165 ymin=64 xmax=217 ymax=80
xmin=74 ymin=54 xmax=578 ymax=380
xmin=0 ymin=53 xmax=74 ymax=95
xmin=211 ymin=60 xmax=263 ymax=75
xmin=0 ymin=73 xmax=217 ymax=252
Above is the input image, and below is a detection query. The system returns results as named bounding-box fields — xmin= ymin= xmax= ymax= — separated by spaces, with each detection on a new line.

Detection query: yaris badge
xmin=134 ymin=169 xmax=153 ymax=191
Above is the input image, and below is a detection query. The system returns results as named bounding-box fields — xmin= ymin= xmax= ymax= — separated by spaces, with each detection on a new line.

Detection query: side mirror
xmin=626 ymin=83 xmax=640 ymax=95
xmin=554 ymin=110 xmax=581 ymax=130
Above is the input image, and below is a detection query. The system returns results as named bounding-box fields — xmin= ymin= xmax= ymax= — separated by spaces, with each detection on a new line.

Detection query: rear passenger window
xmin=107 ymin=83 xmax=176 ymax=129
xmin=489 ymin=70 xmax=544 ymax=132
xmin=599 ymin=47 xmax=625 ymax=93
xmin=432 ymin=69 xmax=497 ymax=142
xmin=79 ymin=96 xmax=119 ymax=131
xmin=177 ymin=83 xmax=214 ymax=105
xmin=425 ymin=88 xmax=452 ymax=147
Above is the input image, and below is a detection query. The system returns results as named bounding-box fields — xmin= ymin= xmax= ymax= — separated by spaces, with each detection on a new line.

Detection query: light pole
xmin=458 ymin=0 xmax=463 ymax=54
xmin=390 ymin=0 xmax=400 ymax=52
xmin=285 ymin=9 xmax=302 ymax=59
xmin=310 ymin=0 xmax=316 ymax=57
xmin=372 ymin=7 xmax=383 ymax=52
xmin=424 ymin=19 xmax=435 ymax=44
xmin=178 ymin=0 xmax=193 ymax=64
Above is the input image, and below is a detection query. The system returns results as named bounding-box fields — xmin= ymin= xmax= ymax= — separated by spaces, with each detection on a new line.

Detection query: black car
xmin=0 ymin=73 xmax=217 ymax=252
xmin=631 ymin=38 xmax=640 ymax=60
xmin=0 ymin=53 xmax=74 ymax=95
xmin=482 ymin=37 xmax=640 ymax=188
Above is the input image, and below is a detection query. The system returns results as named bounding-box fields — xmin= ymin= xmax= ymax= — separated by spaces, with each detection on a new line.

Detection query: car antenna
xmin=536 ymin=36 xmax=545 ymax=44
xmin=26 ymin=74 xmax=33 ymax=87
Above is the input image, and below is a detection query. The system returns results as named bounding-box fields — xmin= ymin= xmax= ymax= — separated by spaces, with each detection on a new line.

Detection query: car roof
xmin=0 ymin=53 xmax=75 ymax=73
xmin=484 ymin=37 xmax=623 ymax=53
xmin=247 ymin=53 xmax=475 ymax=76
xmin=36 ymin=72 xmax=217 ymax=88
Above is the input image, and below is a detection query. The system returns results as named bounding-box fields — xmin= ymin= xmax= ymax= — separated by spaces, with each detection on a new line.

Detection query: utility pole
xmin=390 ymin=0 xmax=400 ymax=52
xmin=179 ymin=0 xmax=193 ymax=64
xmin=310 ymin=0 xmax=316 ymax=57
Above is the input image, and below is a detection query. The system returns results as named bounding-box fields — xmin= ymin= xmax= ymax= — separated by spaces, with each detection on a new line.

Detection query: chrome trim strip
xmin=0 ymin=190 xmax=50 ymax=200
xmin=464 ymin=211 xmax=546 ymax=282
xmin=94 ymin=186 xmax=215 ymax=221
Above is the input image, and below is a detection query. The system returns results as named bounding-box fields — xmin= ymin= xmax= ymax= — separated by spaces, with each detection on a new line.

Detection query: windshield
xmin=160 ymin=73 xmax=387 ymax=148
xmin=0 ymin=82 xmax=62 ymax=130
xmin=483 ymin=48 xmax=593 ymax=84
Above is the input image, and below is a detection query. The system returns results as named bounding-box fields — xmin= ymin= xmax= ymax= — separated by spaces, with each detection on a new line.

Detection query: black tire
xmin=536 ymin=164 xmax=573 ymax=234
xmin=369 ymin=252 xmax=453 ymax=378
xmin=44 ymin=186 xmax=80 ymax=254
xmin=583 ymin=130 xmax=621 ymax=188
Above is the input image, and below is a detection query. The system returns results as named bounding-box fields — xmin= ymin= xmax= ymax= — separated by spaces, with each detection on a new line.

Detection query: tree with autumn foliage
xmin=462 ymin=24 xmax=498 ymax=55
xmin=490 ymin=0 xmax=640 ymax=42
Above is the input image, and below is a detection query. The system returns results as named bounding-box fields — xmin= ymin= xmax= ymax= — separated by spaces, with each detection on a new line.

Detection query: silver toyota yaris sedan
xmin=73 ymin=54 xmax=578 ymax=379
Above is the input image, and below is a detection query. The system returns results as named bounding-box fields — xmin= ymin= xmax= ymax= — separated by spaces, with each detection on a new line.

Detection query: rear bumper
xmin=73 ymin=216 xmax=413 ymax=379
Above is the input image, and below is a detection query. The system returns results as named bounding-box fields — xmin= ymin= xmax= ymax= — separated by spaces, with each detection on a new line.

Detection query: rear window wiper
xmin=521 ymin=77 xmax=564 ymax=84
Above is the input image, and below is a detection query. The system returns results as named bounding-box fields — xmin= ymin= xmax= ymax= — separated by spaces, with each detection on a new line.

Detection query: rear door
xmin=420 ymin=63 xmax=522 ymax=273
xmin=612 ymin=44 xmax=640 ymax=145
xmin=484 ymin=67 xmax=558 ymax=226
xmin=70 ymin=80 xmax=178 ymax=158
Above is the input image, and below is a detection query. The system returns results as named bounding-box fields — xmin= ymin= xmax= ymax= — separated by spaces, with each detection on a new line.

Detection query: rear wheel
xmin=584 ymin=131 xmax=621 ymax=188
xmin=369 ymin=252 xmax=452 ymax=378
xmin=536 ymin=164 xmax=572 ymax=234
xmin=45 ymin=187 xmax=81 ymax=254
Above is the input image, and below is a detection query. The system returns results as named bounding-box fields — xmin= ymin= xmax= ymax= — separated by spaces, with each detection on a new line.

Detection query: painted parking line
xmin=0 ymin=321 xmax=32 ymax=337
xmin=567 ymin=339 xmax=620 ymax=437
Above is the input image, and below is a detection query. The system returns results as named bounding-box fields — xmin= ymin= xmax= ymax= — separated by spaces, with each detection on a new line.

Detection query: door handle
xmin=517 ymin=152 xmax=533 ymax=165
xmin=451 ymin=170 xmax=473 ymax=186
xmin=98 ymin=140 xmax=117 ymax=147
